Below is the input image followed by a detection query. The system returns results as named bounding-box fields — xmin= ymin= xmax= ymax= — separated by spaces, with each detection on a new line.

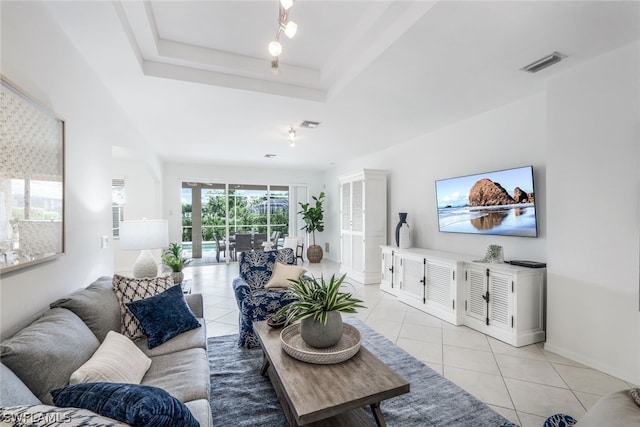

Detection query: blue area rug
xmin=208 ymin=317 xmax=510 ymax=426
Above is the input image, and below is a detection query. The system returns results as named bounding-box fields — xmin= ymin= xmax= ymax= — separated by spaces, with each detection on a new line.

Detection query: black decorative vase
xmin=395 ymin=212 xmax=408 ymax=247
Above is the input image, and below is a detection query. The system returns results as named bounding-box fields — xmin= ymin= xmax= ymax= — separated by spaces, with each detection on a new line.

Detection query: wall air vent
xmin=264 ymin=154 xmax=276 ymax=158
xmin=300 ymin=120 xmax=320 ymax=128
xmin=520 ymin=52 xmax=567 ymax=73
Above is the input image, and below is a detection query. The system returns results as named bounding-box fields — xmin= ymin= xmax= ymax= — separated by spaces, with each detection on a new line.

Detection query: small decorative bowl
xmin=267 ymin=314 xmax=286 ymax=329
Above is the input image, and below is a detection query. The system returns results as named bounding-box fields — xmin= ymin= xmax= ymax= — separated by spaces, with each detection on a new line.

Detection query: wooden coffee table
xmin=254 ymin=321 xmax=410 ymax=426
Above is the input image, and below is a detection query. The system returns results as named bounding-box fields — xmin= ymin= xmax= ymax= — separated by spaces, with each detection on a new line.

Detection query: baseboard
xmin=543 ymin=341 xmax=639 ymax=386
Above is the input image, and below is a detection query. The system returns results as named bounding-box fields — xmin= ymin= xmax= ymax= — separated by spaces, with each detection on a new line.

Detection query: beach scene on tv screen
xmin=436 ymin=167 xmax=537 ymax=237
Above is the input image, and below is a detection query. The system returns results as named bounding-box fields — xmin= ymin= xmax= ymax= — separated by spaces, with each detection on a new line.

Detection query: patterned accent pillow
xmin=112 ymin=274 xmax=174 ymax=339
xmin=631 ymin=388 xmax=640 ymax=407
xmin=0 ymin=405 xmax=128 ymax=426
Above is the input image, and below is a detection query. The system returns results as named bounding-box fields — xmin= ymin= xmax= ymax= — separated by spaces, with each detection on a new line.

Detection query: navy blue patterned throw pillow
xmin=126 ymin=284 xmax=201 ymax=349
xmin=543 ymin=414 xmax=577 ymax=427
xmin=51 ymin=382 xmax=199 ymax=427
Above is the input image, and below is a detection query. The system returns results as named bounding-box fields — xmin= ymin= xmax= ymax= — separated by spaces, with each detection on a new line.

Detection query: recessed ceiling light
xmin=520 ymin=52 xmax=567 ymax=73
xmin=264 ymin=154 xmax=277 ymax=158
xmin=300 ymin=120 xmax=320 ymax=128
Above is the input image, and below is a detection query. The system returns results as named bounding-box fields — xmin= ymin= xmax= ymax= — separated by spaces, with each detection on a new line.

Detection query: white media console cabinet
xmin=380 ymin=246 xmax=546 ymax=347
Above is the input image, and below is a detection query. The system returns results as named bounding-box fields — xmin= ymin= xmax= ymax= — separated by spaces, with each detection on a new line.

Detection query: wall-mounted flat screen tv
xmin=435 ymin=166 xmax=538 ymax=237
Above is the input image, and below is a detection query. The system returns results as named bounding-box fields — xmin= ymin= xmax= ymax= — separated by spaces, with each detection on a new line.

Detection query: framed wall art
xmin=0 ymin=76 xmax=65 ymax=274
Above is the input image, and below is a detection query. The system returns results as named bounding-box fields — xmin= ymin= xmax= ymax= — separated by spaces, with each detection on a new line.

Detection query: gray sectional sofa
xmin=0 ymin=276 xmax=212 ymax=427
xmin=576 ymin=390 xmax=640 ymax=426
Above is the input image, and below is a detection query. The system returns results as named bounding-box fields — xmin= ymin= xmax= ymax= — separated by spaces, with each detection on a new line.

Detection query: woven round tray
xmin=280 ymin=323 xmax=361 ymax=365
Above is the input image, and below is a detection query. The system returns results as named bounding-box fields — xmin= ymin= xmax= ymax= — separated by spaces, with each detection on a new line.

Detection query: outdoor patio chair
xmin=234 ymin=233 xmax=253 ymax=256
xmin=283 ymin=236 xmax=304 ymax=265
xmin=214 ymin=232 xmax=234 ymax=262
xmin=253 ymin=233 xmax=267 ymax=250
xmin=232 ymin=248 xmax=298 ymax=348
xmin=270 ymin=231 xmax=281 ymax=249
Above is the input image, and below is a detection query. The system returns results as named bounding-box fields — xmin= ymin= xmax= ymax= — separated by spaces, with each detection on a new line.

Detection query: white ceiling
xmin=45 ymin=1 xmax=640 ymax=170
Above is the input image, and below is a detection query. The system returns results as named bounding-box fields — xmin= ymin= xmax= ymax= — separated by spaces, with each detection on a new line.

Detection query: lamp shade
xmin=119 ymin=219 xmax=168 ymax=251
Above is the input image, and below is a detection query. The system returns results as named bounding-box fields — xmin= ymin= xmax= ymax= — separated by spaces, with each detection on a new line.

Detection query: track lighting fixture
xmin=268 ymin=0 xmax=297 ymax=70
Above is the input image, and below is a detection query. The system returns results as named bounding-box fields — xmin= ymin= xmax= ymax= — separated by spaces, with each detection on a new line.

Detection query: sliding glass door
xmin=181 ymin=182 xmax=295 ymax=262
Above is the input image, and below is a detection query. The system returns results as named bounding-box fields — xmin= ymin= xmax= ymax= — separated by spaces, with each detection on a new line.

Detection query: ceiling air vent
xmin=300 ymin=121 xmax=320 ymax=128
xmin=520 ymin=52 xmax=567 ymax=73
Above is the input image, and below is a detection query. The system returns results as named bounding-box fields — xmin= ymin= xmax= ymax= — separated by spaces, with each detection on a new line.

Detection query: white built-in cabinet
xmin=463 ymin=263 xmax=546 ymax=347
xmin=339 ymin=170 xmax=387 ymax=285
xmin=380 ymin=246 xmax=546 ymax=347
xmin=397 ymin=252 xmax=462 ymax=326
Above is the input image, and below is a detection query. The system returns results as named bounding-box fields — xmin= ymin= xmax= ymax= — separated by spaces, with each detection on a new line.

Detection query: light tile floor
xmin=184 ymin=260 xmax=632 ymax=427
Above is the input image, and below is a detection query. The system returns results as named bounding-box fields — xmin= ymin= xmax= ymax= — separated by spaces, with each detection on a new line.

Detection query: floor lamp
xmin=119 ymin=219 xmax=169 ymax=278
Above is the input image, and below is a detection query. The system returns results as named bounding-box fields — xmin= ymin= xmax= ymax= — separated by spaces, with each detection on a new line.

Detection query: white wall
xmin=112 ymin=157 xmax=164 ymax=273
xmin=324 ymin=93 xmax=548 ymax=263
xmin=545 ymin=42 xmax=640 ymax=384
xmin=325 ymin=42 xmax=640 ymax=384
xmin=0 ymin=2 xmax=158 ymax=338
xmin=162 ymin=162 xmax=326 ymax=250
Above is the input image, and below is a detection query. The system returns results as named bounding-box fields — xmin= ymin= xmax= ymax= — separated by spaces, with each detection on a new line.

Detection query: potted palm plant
xmin=298 ymin=192 xmax=325 ymax=263
xmin=276 ymin=273 xmax=365 ymax=348
xmin=162 ymin=242 xmax=190 ymax=284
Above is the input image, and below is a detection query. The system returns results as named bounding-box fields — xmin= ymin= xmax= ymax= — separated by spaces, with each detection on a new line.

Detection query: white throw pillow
xmin=264 ymin=262 xmax=306 ymax=289
xmin=69 ymin=331 xmax=151 ymax=385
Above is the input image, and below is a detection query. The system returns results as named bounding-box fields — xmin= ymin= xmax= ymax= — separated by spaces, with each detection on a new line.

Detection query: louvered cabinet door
xmin=380 ymin=247 xmax=397 ymax=295
xmin=340 ymin=182 xmax=352 ymax=268
xmin=399 ymin=254 xmax=425 ymax=304
xmin=426 ymin=260 xmax=454 ymax=311
xmin=339 ymin=170 xmax=387 ymax=284
xmin=465 ymin=267 xmax=487 ymax=323
xmin=351 ymin=180 xmax=363 ymax=233
xmin=488 ymin=271 xmax=512 ymax=331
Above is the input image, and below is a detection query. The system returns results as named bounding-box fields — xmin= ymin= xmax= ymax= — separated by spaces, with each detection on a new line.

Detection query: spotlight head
xmin=268 ymin=41 xmax=282 ymax=57
xmin=284 ymin=21 xmax=297 ymax=39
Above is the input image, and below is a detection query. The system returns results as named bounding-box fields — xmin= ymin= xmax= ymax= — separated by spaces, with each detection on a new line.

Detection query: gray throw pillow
xmin=0 ymin=308 xmax=99 ymax=404
xmin=0 ymin=362 xmax=41 ymax=406
xmin=50 ymin=276 xmax=121 ymax=342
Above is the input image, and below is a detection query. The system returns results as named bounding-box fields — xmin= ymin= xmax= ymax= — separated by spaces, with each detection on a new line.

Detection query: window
xmin=112 ymin=178 xmax=125 ymax=238
xmin=180 ymin=182 xmax=299 ymax=261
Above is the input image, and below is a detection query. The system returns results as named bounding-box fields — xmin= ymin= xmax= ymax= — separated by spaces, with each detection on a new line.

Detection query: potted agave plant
xmin=276 ymin=273 xmax=365 ymax=348
xmin=162 ymin=242 xmax=190 ymax=284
